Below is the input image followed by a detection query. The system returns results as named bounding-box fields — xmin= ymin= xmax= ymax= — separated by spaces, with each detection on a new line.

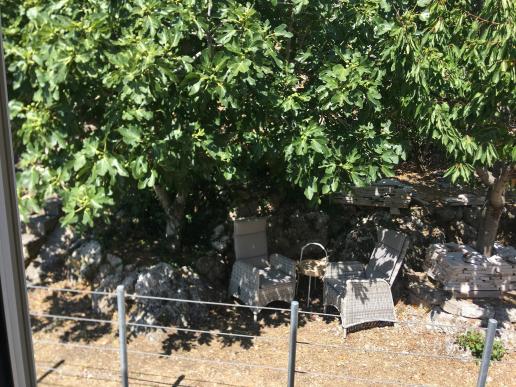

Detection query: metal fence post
xmin=287 ymin=301 xmax=299 ymax=387
xmin=476 ymin=318 xmax=497 ymax=387
xmin=117 ymin=285 xmax=128 ymax=387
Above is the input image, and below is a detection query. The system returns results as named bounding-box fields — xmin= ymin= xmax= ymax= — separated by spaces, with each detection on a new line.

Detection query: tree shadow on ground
xmin=29 ymin=291 xmax=112 ymax=343
xmin=160 ymin=299 xmax=313 ymax=354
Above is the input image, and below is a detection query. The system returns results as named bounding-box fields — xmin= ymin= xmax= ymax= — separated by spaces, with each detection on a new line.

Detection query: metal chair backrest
xmin=233 ymin=217 xmax=268 ymax=261
xmin=364 ymin=229 xmax=408 ymax=286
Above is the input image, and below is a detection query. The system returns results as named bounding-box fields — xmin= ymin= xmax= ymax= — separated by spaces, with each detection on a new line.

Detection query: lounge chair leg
xmin=323 ymin=305 xmax=327 ymax=314
xmin=253 ymin=310 xmax=258 ymax=322
xmin=343 ymin=328 xmax=347 ymax=338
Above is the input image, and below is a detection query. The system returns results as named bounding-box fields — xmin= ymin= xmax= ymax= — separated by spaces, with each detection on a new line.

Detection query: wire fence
xmin=27 ymin=284 xmax=513 ymax=386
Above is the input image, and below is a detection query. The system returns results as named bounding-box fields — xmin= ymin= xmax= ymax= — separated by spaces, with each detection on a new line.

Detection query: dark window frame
xmin=0 ymin=17 xmax=37 ymax=387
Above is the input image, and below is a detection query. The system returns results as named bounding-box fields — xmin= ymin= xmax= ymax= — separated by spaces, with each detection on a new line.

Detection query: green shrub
xmin=457 ymin=330 xmax=506 ymax=361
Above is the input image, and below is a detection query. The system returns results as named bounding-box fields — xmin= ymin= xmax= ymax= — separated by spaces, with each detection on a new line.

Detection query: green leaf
xmin=97 ymin=158 xmax=110 ymax=177
xmin=274 ymin=24 xmax=293 ymax=38
xmin=73 ymin=154 xmax=86 ymax=171
xmin=417 ymin=0 xmax=432 ymax=7
xmin=189 ymin=80 xmax=202 ymax=96
xmin=118 ymin=126 xmax=141 ymax=146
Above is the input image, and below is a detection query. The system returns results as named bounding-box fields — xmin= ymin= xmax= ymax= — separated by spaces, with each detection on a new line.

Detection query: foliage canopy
xmin=1 ymin=0 xmax=514 ymax=232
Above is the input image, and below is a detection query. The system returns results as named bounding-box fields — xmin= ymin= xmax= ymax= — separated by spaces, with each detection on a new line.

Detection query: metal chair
xmin=228 ymin=217 xmax=296 ymax=321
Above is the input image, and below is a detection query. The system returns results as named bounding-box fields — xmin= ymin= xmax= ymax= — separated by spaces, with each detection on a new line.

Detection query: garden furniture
xmin=323 ymin=229 xmax=409 ymax=336
xmin=296 ymin=242 xmax=328 ymax=308
xmin=228 ymin=217 xmax=296 ymax=321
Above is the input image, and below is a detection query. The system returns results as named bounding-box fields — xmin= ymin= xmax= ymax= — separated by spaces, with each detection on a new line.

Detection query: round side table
xmin=296 ymin=243 xmax=328 ymax=308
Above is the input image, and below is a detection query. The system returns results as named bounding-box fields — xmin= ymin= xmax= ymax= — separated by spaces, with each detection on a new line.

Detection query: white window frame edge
xmin=0 ymin=17 xmax=37 ymax=387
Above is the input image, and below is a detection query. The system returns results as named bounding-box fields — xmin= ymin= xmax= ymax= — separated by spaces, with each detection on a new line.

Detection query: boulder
xmin=427 ymin=306 xmax=482 ymax=333
xmin=91 ymin=266 xmax=139 ymax=316
xmin=39 ymin=226 xmax=79 ymax=273
xmin=26 ymin=214 xmax=58 ymax=237
xmin=211 ymin=224 xmax=226 ymax=241
xmin=210 ymin=224 xmax=231 ymax=253
xmin=66 ymin=240 xmax=102 ymax=281
xmin=91 ymin=272 xmax=123 ymax=316
xmin=129 ymin=263 xmax=209 ymax=330
xmin=43 ymin=197 xmax=62 ymax=217
xmin=463 ymin=207 xmax=482 ymax=228
xmin=24 ymin=226 xmax=78 ymax=283
xmin=22 ymin=233 xmax=46 ymax=261
xmin=269 ymin=211 xmax=329 ymax=258
xmin=211 ymin=235 xmax=230 ymax=253
xmin=122 ymin=271 xmax=139 ymax=294
xmin=95 ymin=264 xmax=113 ymax=283
xmin=433 ymin=207 xmax=462 ymax=223
xmin=449 ymin=221 xmax=478 ymax=244
xmin=195 ymin=254 xmax=228 ymax=285
xmin=25 ymin=257 xmax=45 ymax=284
xmin=107 ymin=253 xmax=123 ymax=273
xmin=407 ymin=279 xmax=448 ymax=307
xmin=494 ymin=243 xmax=516 ymax=264
xmin=441 ymin=299 xmax=495 ymax=320
xmin=494 ymin=305 xmax=516 ymax=324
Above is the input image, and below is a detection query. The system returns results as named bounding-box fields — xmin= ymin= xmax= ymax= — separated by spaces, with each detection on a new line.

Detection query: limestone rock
xmin=441 ymin=299 xmax=495 ymax=319
xmin=428 ymin=306 xmax=482 ymax=333
xmin=26 ymin=214 xmax=58 ymax=237
xmin=211 ymin=235 xmax=230 ymax=253
xmin=406 ymin=276 xmax=448 ymax=307
xmin=433 ymin=207 xmax=461 ymax=223
xmin=67 ymin=240 xmax=102 ymax=281
xmin=494 ymin=305 xmax=516 ymax=324
xmin=43 ymin=197 xmax=62 ymax=217
xmin=92 ymin=272 xmax=123 ymax=316
xmin=463 ymin=207 xmax=482 ymax=227
xmin=22 ymin=233 xmax=46 ymax=260
xmin=195 ymin=254 xmax=228 ymax=285
xmin=38 ymin=226 xmax=78 ymax=273
xmin=269 ymin=211 xmax=329 ymax=258
xmin=107 ymin=254 xmax=123 ymax=272
xmin=25 ymin=258 xmax=44 ymax=284
xmin=129 ymin=263 xmax=209 ymax=330
xmin=210 ymin=224 xmax=230 ymax=253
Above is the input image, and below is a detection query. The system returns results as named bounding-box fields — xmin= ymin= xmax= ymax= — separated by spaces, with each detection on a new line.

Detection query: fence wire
xmin=34 ymin=339 xmax=119 ymax=353
xmin=298 ymin=309 xmax=497 ymax=332
xmin=126 ymin=292 xmax=291 ymax=312
xmin=297 ymin=340 xmax=474 ymax=362
xmin=27 ymin=283 xmax=514 ymax=386
xmin=31 ymin=311 xmax=284 ymax=343
xmin=27 ymin=284 xmax=115 ymax=297
xmin=30 ymin=312 xmax=116 ymax=326
xmin=125 ymin=347 xmax=289 ymax=373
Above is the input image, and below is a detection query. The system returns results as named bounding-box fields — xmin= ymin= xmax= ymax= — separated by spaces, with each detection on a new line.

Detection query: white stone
xmin=442 ymin=299 xmax=494 ymax=319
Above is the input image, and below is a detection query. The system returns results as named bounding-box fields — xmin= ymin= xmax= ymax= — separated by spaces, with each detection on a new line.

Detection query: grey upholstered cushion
xmin=259 ymin=267 xmax=293 ymax=287
xmin=234 ymin=217 xmax=268 ymax=260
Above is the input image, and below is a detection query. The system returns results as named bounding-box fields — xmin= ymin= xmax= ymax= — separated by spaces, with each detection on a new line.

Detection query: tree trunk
xmin=475 ymin=165 xmax=513 ymax=257
xmin=153 ymin=185 xmax=186 ymax=252
xmin=476 ymin=191 xmax=504 ymax=257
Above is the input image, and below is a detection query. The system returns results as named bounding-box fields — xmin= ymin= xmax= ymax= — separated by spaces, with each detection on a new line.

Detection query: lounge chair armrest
xmin=346 ymin=278 xmax=391 ymax=288
xmin=232 ymin=260 xmax=262 ymax=288
xmin=324 ymin=261 xmax=365 ymax=281
xmin=270 ymin=254 xmax=296 ymax=277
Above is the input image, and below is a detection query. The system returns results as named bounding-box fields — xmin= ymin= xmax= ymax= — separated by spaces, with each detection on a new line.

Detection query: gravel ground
xmin=29 ymin=283 xmax=515 ymax=387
